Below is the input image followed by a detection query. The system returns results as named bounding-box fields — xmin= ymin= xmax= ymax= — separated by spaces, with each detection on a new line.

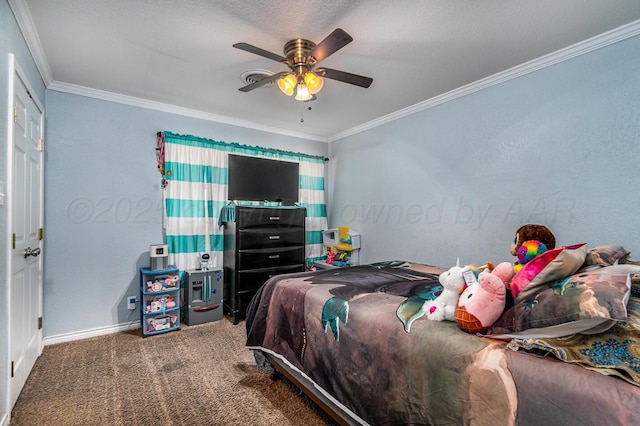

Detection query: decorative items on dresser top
xmin=140 ymin=266 xmax=181 ymax=337
xmin=223 ymin=206 xmax=306 ymax=324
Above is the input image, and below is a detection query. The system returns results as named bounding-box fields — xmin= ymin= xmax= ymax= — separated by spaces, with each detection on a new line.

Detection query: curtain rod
xmin=159 ymin=131 xmax=328 ymax=162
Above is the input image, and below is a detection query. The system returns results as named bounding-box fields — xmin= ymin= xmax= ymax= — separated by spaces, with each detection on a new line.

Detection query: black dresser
xmin=223 ymin=206 xmax=306 ymax=324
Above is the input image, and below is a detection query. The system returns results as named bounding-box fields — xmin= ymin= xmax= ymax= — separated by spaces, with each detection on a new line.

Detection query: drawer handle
xmin=269 ymin=216 xmax=281 ymax=221
xmin=269 ymin=255 xmax=280 ymax=259
xmin=268 ymin=235 xmax=280 ymax=240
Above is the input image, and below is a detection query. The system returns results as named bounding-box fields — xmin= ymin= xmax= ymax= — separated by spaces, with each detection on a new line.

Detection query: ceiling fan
xmin=233 ymin=28 xmax=373 ymax=101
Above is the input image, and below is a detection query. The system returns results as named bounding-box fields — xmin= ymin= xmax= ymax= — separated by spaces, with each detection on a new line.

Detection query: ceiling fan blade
xmin=316 ymin=68 xmax=373 ymax=88
xmin=233 ymin=42 xmax=288 ymax=63
xmin=307 ymin=28 xmax=353 ymax=64
xmin=238 ymin=72 xmax=288 ymax=92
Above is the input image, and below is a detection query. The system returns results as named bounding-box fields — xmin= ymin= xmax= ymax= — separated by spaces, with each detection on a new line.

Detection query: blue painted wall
xmin=328 ymin=35 xmax=640 ymax=268
xmin=5 ymin=0 xmax=639 ymax=385
xmin=43 ymin=91 xmax=328 ymax=337
xmin=1 ymin=0 xmax=47 ymax=420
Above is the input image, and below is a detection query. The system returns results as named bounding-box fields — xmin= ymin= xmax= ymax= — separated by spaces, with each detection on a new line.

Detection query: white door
xmin=8 ymin=57 xmax=44 ymax=411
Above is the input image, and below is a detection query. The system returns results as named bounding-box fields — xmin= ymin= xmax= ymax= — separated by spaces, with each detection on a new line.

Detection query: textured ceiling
xmin=16 ymin=0 xmax=640 ymax=141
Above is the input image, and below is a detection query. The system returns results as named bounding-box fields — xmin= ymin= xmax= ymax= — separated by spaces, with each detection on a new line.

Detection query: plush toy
xmin=514 ymin=240 xmax=548 ymax=273
xmin=491 ymin=261 xmax=516 ymax=285
xmin=455 ymin=262 xmax=514 ymax=333
xmin=510 ymin=224 xmax=556 ymax=257
xmin=424 ymin=261 xmax=469 ymax=322
xmin=510 ymin=224 xmax=555 ymax=274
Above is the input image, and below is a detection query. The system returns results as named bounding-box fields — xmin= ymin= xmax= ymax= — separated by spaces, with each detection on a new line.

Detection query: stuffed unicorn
xmin=424 ymin=260 xmax=469 ymax=322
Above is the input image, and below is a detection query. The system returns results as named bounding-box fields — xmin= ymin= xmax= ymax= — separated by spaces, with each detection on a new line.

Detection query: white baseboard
xmin=43 ymin=322 xmax=140 ymax=346
xmin=6 ymin=325 xmax=139 ymax=425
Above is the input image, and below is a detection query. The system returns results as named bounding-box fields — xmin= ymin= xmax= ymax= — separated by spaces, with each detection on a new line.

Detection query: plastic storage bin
xmin=140 ymin=266 xmax=181 ymax=337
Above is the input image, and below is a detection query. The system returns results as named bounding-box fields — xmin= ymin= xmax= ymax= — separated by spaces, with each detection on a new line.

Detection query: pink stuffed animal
xmin=455 ymin=262 xmax=514 ymax=333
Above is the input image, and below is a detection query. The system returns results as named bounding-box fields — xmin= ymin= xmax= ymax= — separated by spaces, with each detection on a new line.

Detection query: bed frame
xmin=260 ymin=351 xmax=364 ymax=426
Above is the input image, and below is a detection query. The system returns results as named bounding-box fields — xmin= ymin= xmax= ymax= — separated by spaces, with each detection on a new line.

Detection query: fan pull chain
xmin=300 ymin=103 xmax=312 ymax=123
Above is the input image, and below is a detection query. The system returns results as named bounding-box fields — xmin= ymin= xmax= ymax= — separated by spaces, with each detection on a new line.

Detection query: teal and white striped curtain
xmin=160 ymin=131 xmax=327 ymax=271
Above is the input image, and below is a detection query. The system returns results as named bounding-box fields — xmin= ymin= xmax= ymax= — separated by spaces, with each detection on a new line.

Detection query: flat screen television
xmin=227 ymin=154 xmax=299 ymax=205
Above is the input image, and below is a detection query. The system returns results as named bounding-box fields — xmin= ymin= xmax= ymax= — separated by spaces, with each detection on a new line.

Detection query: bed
xmin=245 ymin=258 xmax=640 ymax=425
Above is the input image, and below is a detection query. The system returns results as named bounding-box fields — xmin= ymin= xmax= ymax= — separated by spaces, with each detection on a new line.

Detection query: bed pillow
xmin=580 ymin=244 xmax=633 ymax=270
xmin=510 ymin=243 xmax=588 ymax=303
xmin=505 ymin=275 xmax=640 ymax=386
xmin=486 ymin=264 xmax=640 ymax=339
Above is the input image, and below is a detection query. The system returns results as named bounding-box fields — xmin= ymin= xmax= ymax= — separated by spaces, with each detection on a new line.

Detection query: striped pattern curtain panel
xmin=160 ymin=132 xmax=327 ymax=271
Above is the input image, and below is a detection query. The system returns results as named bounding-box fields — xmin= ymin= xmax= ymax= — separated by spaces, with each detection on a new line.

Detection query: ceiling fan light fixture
xmin=277 ymin=73 xmax=297 ymax=96
xmin=294 ymin=83 xmax=312 ymax=101
xmin=234 ymin=28 xmax=373 ymax=102
xmin=303 ymin=72 xmax=324 ymax=94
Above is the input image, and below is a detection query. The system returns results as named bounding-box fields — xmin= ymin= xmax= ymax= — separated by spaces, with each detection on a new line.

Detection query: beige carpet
xmin=10 ymin=318 xmax=332 ymax=425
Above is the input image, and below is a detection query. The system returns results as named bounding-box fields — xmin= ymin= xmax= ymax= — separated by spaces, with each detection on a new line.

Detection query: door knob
xmin=23 ymin=247 xmax=41 ymax=258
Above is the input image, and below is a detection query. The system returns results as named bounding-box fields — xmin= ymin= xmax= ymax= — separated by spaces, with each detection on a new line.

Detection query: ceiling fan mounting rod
xmin=293 ymin=65 xmax=310 ymax=81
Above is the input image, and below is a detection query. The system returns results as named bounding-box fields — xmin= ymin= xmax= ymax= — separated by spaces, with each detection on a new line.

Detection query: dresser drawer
xmin=237 ymin=207 xmax=306 ymax=229
xmin=238 ymin=227 xmax=305 ymax=249
xmin=237 ymin=264 xmax=305 ymax=292
xmin=238 ymin=246 xmax=304 ymax=270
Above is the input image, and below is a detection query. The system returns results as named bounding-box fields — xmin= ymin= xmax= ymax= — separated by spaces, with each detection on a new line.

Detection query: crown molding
xmin=8 ymin=0 xmax=53 ymax=86
xmin=47 ymin=81 xmax=328 ymax=142
xmin=10 ymin=0 xmax=639 ymax=144
xmin=9 ymin=1 xmax=327 ymax=142
xmin=328 ymin=19 xmax=640 ymax=142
